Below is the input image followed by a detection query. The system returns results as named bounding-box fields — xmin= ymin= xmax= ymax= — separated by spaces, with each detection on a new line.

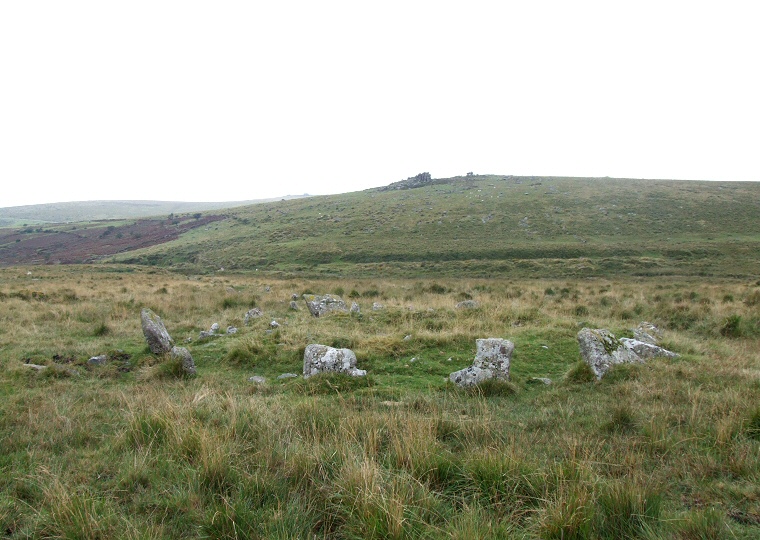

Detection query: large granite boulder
xmin=303 ymin=344 xmax=366 ymax=378
xmin=141 ymin=308 xmax=174 ymax=354
xmin=577 ymin=328 xmax=678 ymax=379
xmin=303 ymin=294 xmax=348 ymax=317
xmin=169 ymin=346 xmax=196 ymax=376
xmin=449 ymin=338 xmax=514 ymax=387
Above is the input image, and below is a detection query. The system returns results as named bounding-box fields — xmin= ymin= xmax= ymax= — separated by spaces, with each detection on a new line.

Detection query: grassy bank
xmin=1 ymin=266 xmax=759 ymax=538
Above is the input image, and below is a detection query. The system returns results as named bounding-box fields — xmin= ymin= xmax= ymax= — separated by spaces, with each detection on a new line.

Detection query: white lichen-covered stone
xmin=449 ymin=338 xmax=513 ymax=387
xmin=449 ymin=366 xmax=492 ymax=387
xmin=303 ymin=344 xmax=366 ymax=378
xmin=577 ymin=328 xmax=678 ymax=379
xmin=303 ymin=294 xmax=348 ymax=317
xmin=141 ymin=308 xmax=174 ymax=354
xmin=455 ymin=300 xmax=479 ymax=309
xmin=350 ymin=302 xmax=361 ymax=314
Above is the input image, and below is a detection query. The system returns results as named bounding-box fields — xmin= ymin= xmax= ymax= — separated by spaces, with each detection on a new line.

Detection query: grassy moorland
xmin=0 ymin=196 xmax=309 ymax=226
xmin=1 ymin=265 xmax=759 ymax=538
xmin=109 ymin=175 xmax=760 ymax=278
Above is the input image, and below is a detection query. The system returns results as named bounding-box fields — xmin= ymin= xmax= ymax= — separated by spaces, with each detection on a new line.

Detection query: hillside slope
xmin=111 ymin=175 xmax=760 ymax=278
xmin=0 ymin=196 xmax=308 ymax=225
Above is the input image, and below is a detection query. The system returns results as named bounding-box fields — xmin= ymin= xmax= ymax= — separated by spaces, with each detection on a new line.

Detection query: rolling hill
xmin=0 ymin=196 xmax=309 ymax=225
xmin=3 ymin=175 xmax=760 ymax=278
xmin=112 ymin=174 xmax=760 ymax=278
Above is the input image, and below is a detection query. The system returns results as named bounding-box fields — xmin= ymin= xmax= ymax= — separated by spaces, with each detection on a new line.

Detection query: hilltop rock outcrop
xmin=303 ymin=344 xmax=366 ymax=378
xmin=449 ymin=338 xmax=513 ymax=387
xmin=577 ymin=327 xmax=678 ymax=379
xmin=141 ymin=308 xmax=174 ymax=354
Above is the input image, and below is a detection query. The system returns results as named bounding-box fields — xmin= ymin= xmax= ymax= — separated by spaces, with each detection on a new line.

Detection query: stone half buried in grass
xmin=303 ymin=294 xmax=349 ymax=317
xmin=140 ymin=308 xmax=174 ymax=354
xmin=577 ymin=327 xmax=678 ymax=379
xmin=303 ymin=344 xmax=366 ymax=378
xmin=449 ymin=338 xmax=513 ymax=387
xmin=169 ymin=346 xmax=196 ymax=377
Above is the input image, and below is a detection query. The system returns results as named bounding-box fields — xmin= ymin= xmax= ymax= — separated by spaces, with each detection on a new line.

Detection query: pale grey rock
xmin=372 ymin=302 xmax=384 ymax=311
xmin=270 ymin=320 xmax=280 ymax=328
xmin=23 ymin=363 xmax=47 ymax=371
xmin=577 ymin=328 xmax=678 ymax=379
xmin=141 ymin=308 xmax=174 ymax=354
xmin=403 ymin=334 xmax=412 ymax=341
xmin=169 ymin=346 xmax=196 ymax=376
xmin=264 ymin=286 xmax=271 ymax=292
xmin=199 ymin=330 xmax=217 ymax=339
xmin=291 ymin=293 xmax=299 ymax=300
xmin=244 ymin=308 xmax=263 ymax=325
xmin=350 ymin=302 xmax=360 ymax=314
xmin=303 ymin=294 xmax=348 ymax=317
xmin=449 ymin=338 xmax=514 ymax=387
xmin=210 ymin=323 xmax=220 ymax=333
xmin=289 ymin=301 xmax=300 ymax=310
xmin=226 ymin=326 xmax=237 ymax=334
xmin=455 ymin=300 xmax=479 ymax=309
xmin=449 ymin=366 xmax=491 ymax=387
xmin=633 ymin=322 xmax=662 ymax=345
xmin=277 ymin=373 xmax=299 ymax=380
xmin=248 ymin=375 xmax=266 ymax=384
xmin=528 ymin=377 xmax=553 ymax=385
xmin=620 ymin=338 xmax=679 ymax=360
xmin=88 ymin=354 xmax=108 ymax=366
xmin=303 ymin=344 xmax=366 ymax=378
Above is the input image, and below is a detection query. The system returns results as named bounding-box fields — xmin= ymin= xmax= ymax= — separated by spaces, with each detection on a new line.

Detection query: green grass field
xmin=1 ymin=265 xmax=759 ymax=538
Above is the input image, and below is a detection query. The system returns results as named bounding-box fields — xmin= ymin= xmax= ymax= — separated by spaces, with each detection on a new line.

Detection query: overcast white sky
xmin=1 ymin=1 xmax=758 ymax=207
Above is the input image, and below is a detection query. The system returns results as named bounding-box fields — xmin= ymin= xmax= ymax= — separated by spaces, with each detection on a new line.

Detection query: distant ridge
xmin=0 ymin=196 xmax=310 ymax=225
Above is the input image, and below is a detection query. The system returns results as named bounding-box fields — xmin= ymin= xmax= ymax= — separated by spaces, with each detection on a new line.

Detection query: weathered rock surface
xmin=289 ymin=301 xmax=299 ymax=311
xmin=244 ymin=308 xmax=263 ymax=325
xmin=304 ymin=294 xmax=349 ymax=317
xmin=270 ymin=320 xmax=280 ymax=328
xmin=226 ymin=326 xmax=237 ymax=334
xmin=277 ymin=372 xmax=299 ymax=380
xmin=455 ymin=300 xmax=479 ymax=309
xmin=141 ymin=308 xmax=174 ymax=354
xmin=449 ymin=338 xmax=513 ymax=387
xmin=350 ymin=302 xmax=360 ymax=314
xmin=88 ymin=355 xmax=108 ymax=366
xmin=372 ymin=302 xmax=384 ymax=311
xmin=633 ymin=322 xmax=662 ymax=345
xmin=210 ymin=323 xmax=220 ymax=333
xmin=169 ymin=346 xmax=196 ymax=376
xmin=248 ymin=375 xmax=266 ymax=384
xmin=303 ymin=344 xmax=366 ymax=378
xmin=577 ymin=328 xmax=678 ymax=379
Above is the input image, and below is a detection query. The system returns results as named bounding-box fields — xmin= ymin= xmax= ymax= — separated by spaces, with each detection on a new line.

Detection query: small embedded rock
xmin=88 ymin=355 xmax=108 ymax=366
xmin=244 ymin=308 xmax=263 ymax=325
